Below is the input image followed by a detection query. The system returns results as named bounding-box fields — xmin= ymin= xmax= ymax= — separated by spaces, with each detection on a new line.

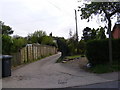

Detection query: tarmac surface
xmin=73 ymin=81 xmax=119 ymax=88
xmin=2 ymin=52 xmax=119 ymax=88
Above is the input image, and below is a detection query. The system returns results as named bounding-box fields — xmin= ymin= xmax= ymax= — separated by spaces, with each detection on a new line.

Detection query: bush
xmin=2 ymin=35 xmax=13 ymax=54
xmin=11 ymin=37 xmax=27 ymax=53
xmin=89 ymin=63 xmax=120 ymax=74
xmin=86 ymin=39 xmax=120 ymax=65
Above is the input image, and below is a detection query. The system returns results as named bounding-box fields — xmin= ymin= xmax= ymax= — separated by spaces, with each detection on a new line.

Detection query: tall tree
xmin=1 ymin=22 xmax=14 ymax=35
xmin=27 ymin=30 xmax=46 ymax=44
xmin=49 ymin=32 xmax=52 ymax=37
xmin=2 ymin=35 xmax=13 ymax=54
xmin=1 ymin=21 xmax=14 ymax=54
xmin=79 ymin=2 xmax=120 ymax=64
xmin=91 ymin=28 xmax=97 ymax=40
xmin=11 ymin=37 xmax=27 ymax=52
xmin=41 ymin=36 xmax=56 ymax=46
xmin=79 ymin=2 xmax=120 ymax=33
xmin=56 ymin=37 xmax=69 ymax=57
xmin=82 ymin=27 xmax=92 ymax=41
xmin=96 ymin=27 xmax=106 ymax=40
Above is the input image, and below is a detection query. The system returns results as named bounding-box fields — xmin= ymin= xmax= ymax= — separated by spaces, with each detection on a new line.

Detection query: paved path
xmin=73 ymin=81 xmax=119 ymax=88
xmin=2 ymin=52 xmax=119 ymax=88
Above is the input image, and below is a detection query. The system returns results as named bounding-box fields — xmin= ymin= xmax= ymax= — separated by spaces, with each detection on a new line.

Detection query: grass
xmin=89 ymin=62 xmax=120 ymax=74
xmin=56 ymin=56 xmax=65 ymax=63
xmin=56 ymin=54 xmax=83 ymax=63
xmin=65 ymin=55 xmax=81 ymax=59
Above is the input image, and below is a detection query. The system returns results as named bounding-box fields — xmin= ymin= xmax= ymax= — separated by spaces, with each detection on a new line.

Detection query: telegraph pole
xmin=75 ymin=9 xmax=79 ymax=54
xmin=75 ymin=9 xmax=78 ymax=42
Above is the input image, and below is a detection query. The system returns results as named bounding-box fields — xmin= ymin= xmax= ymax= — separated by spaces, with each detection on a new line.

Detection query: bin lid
xmin=2 ymin=55 xmax=12 ymax=59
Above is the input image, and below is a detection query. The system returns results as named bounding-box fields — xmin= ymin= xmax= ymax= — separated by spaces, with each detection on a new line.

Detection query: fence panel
xmin=11 ymin=44 xmax=57 ymax=67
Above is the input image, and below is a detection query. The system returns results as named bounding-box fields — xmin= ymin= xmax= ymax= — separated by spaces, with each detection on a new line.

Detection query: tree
xmin=78 ymin=40 xmax=86 ymax=55
xmin=2 ymin=22 xmax=14 ymax=35
xmin=33 ymin=30 xmax=46 ymax=37
xmin=13 ymin=35 xmax=22 ymax=39
xmin=82 ymin=27 xmax=92 ymax=41
xmin=96 ymin=27 xmax=106 ymax=40
xmin=91 ymin=28 xmax=97 ymax=40
xmin=11 ymin=37 xmax=27 ymax=52
xmin=1 ymin=21 xmax=14 ymax=54
xmin=79 ymin=2 xmax=120 ymax=33
xmin=41 ymin=36 xmax=56 ymax=46
xmin=27 ymin=30 xmax=46 ymax=44
xmin=79 ymin=2 xmax=120 ymax=64
xmin=2 ymin=35 xmax=13 ymax=54
xmin=49 ymin=32 xmax=52 ymax=37
xmin=79 ymin=2 xmax=120 ymax=41
xmin=67 ymin=33 xmax=78 ymax=55
xmin=55 ymin=37 xmax=69 ymax=57
xmin=82 ymin=27 xmax=106 ymax=41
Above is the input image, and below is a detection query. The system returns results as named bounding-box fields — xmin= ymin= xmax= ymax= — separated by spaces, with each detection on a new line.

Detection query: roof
xmin=112 ymin=23 xmax=120 ymax=33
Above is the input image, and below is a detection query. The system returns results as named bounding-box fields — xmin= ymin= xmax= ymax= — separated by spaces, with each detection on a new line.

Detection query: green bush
xmin=11 ymin=37 xmax=27 ymax=53
xmin=89 ymin=63 xmax=120 ymax=74
xmin=2 ymin=35 xmax=13 ymax=54
xmin=86 ymin=39 xmax=120 ymax=65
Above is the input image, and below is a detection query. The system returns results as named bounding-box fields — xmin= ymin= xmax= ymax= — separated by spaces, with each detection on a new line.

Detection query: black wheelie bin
xmin=2 ymin=55 xmax=12 ymax=77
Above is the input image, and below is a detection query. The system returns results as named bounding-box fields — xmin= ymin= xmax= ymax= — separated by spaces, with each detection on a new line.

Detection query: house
xmin=112 ymin=21 xmax=120 ymax=39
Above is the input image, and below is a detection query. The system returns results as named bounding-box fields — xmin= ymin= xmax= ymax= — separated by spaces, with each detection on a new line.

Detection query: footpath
xmin=2 ymin=53 xmax=119 ymax=88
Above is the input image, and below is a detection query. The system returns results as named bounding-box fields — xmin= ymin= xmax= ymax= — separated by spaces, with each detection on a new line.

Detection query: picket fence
xmin=11 ymin=44 xmax=57 ymax=67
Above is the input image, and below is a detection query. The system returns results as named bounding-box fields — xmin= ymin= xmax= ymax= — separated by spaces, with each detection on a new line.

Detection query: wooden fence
xmin=11 ymin=44 xmax=57 ymax=67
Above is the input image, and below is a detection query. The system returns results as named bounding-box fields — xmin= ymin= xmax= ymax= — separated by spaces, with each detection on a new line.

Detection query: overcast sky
xmin=0 ymin=0 xmax=117 ymax=39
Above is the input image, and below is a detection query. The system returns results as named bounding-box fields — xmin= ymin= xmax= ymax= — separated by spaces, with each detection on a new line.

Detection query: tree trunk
xmin=108 ymin=17 xmax=113 ymax=65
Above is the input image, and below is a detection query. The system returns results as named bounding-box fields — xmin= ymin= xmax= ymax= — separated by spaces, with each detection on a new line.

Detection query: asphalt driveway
xmin=2 ymin=52 xmax=119 ymax=88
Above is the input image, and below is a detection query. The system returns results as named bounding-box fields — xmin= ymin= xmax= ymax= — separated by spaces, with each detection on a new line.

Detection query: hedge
xmin=86 ymin=39 xmax=120 ymax=65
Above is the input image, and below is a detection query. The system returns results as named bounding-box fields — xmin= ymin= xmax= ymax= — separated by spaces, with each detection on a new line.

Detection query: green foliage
xmin=78 ymin=40 xmax=86 ymax=55
xmin=82 ymin=27 xmax=106 ymax=42
xmin=67 ymin=31 xmax=79 ymax=55
xmin=82 ymin=27 xmax=92 ymax=42
xmin=27 ymin=30 xmax=46 ymax=44
xmin=11 ymin=37 xmax=27 ymax=52
xmin=56 ymin=37 xmax=69 ymax=57
xmin=89 ymin=63 xmax=120 ymax=74
xmin=41 ymin=36 xmax=57 ymax=46
xmin=67 ymin=42 xmax=76 ymax=55
xmin=91 ymin=28 xmax=97 ymax=40
xmin=66 ymin=55 xmax=81 ymax=59
xmin=2 ymin=23 xmax=14 ymax=35
xmin=86 ymin=39 xmax=120 ymax=65
xmin=67 ymin=38 xmax=77 ymax=55
xmin=1 ymin=22 xmax=14 ymax=54
xmin=2 ymin=35 xmax=27 ymax=54
xmin=79 ymin=2 xmax=120 ymax=33
xmin=96 ymin=27 xmax=106 ymax=40
xmin=2 ymin=35 xmax=13 ymax=54
xmin=80 ymin=2 xmax=120 ymax=21
xmin=27 ymin=30 xmax=57 ymax=47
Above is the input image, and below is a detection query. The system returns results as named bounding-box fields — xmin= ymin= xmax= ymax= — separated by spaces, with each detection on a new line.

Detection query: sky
xmin=0 ymin=0 xmax=117 ymax=39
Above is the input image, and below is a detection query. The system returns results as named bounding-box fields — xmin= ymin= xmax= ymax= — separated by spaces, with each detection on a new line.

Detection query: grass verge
xmin=56 ymin=56 xmax=65 ymax=63
xmin=56 ymin=55 xmax=82 ymax=63
xmin=89 ymin=62 xmax=120 ymax=74
xmin=65 ymin=55 xmax=81 ymax=59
